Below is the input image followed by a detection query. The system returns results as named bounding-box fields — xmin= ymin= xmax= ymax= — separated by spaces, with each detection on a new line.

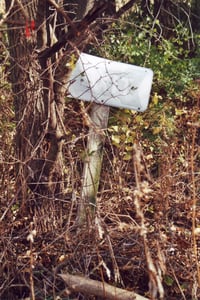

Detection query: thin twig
xmin=191 ymin=101 xmax=200 ymax=286
xmin=39 ymin=0 xmax=139 ymax=61
xmin=15 ymin=0 xmax=29 ymax=19
xmin=47 ymin=0 xmax=78 ymax=35
xmin=0 ymin=0 xmax=15 ymax=27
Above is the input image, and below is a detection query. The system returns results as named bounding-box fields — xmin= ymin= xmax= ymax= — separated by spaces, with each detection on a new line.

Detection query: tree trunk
xmin=6 ymin=0 xmax=68 ymax=232
xmin=6 ymin=0 xmax=106 ymax=232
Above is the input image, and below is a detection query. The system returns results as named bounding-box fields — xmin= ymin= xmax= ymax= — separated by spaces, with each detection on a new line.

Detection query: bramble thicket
xmin=0 ymin=1 xmax=200 ymax=299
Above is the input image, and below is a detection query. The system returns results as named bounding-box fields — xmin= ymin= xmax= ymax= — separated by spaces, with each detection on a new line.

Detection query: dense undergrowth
xmin=1 ymin=4 xmax=200 ymax=300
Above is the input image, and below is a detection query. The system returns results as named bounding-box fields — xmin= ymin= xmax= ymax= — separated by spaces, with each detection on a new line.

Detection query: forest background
xmin=0 ymin=0 xmax=200 ymax=299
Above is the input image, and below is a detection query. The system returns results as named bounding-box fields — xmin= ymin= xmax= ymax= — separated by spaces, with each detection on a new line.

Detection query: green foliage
xmin=164 ymin=275 xmax=174 ymax=287
xmin=0 ymin=41 xmax=14 ymax=141
xmin=103 ymin=20 xmax=199 ymax=98
xmin=103 ymin=4 xmax=200 ymax=170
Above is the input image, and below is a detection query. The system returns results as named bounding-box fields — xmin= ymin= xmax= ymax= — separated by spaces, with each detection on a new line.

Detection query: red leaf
xmin=25 ymin=22 xmax=31 ymax=38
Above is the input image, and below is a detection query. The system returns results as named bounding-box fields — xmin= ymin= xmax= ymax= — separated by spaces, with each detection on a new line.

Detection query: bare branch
xmin=39 ymin=0 xmax=139 ymax=63
xmin=15 ymin=0 xmax=28 ymax=19
xmin=38 ymin=1 xmax=108 ymax=63
xmin=47 ymin=0 xmax=78 ymax=35
xmin=0 ymin=0 xmax=15 ymax=27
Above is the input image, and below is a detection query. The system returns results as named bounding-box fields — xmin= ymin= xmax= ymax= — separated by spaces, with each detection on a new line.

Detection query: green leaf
xmin=111 ymin=135 xmax=121 ymax=146
xmin=164 ymin=275 xmax=174 ymax=287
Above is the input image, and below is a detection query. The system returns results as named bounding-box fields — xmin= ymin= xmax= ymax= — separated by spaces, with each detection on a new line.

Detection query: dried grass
xmin=0 ymin=96 xmax=200 ymax=299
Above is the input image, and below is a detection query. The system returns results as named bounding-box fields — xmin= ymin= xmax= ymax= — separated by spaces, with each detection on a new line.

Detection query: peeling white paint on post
xmin=68 ymin=53 xmax=153 ymax=225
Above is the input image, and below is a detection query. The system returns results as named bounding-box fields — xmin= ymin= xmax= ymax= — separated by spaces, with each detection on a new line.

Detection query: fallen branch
xmin=60 ymin=273 xmax=150 ymax=300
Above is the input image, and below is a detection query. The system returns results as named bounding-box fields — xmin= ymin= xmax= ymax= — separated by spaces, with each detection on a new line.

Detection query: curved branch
xmin=39 ymin=0 xmax=138 ymax=63
xmin=47 ymin=0 xmax=78 ymax=35
xmin=38 ymin=2 xmax=108 ymax=62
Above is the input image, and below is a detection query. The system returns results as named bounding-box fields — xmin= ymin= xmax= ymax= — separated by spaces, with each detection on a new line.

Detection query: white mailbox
xmin=68 ymin=53 xmax=153 ymax=111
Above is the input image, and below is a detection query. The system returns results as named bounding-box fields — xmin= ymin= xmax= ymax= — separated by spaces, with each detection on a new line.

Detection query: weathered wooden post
xmin=68 ymin=53 xmax=153 ymax=225
xmin=77 ymin=103 xmax=110 ymax=223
